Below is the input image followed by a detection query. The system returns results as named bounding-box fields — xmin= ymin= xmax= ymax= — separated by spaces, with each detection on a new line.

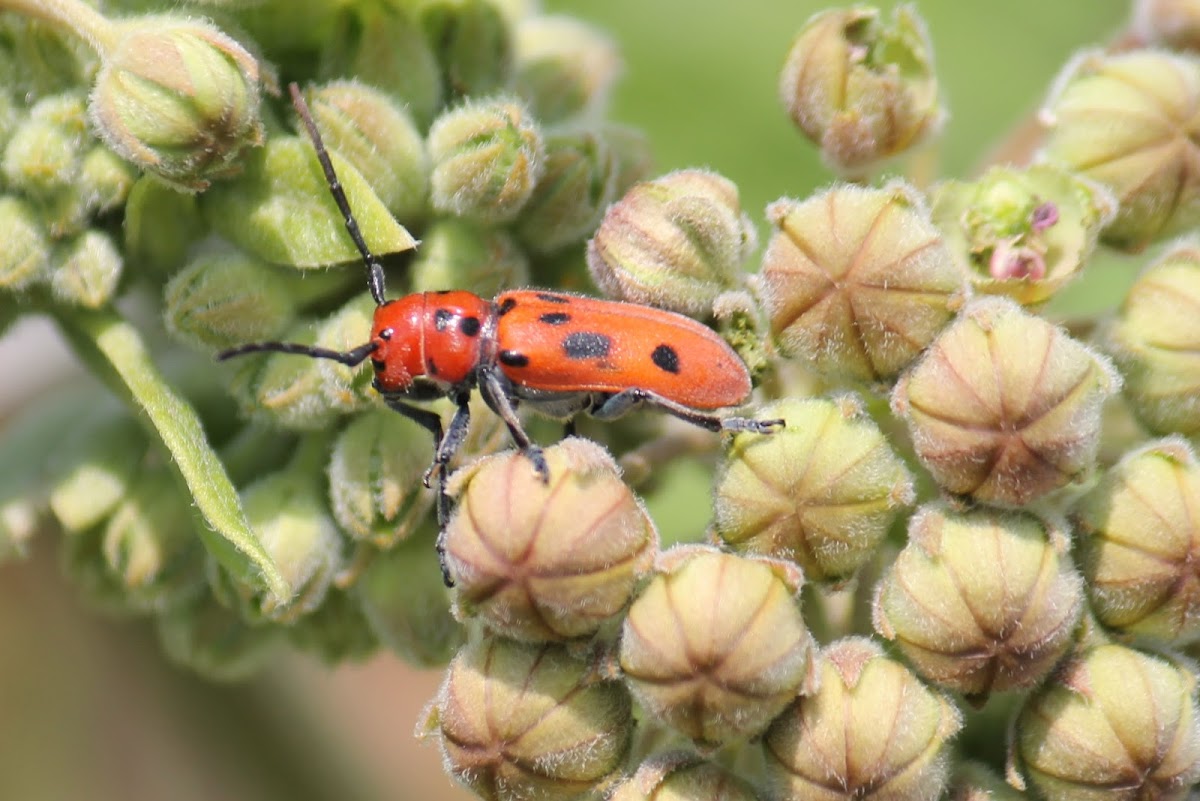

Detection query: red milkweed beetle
xmin=220 ymin=85 xmax=783 ymax=580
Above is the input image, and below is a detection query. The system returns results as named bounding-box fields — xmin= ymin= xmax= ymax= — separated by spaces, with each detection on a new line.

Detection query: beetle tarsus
xmin=723 ymin=416 xmax=786 ymax=434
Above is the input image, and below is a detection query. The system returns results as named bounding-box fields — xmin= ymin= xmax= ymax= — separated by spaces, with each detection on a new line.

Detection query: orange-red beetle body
xmin=220 ymin=84 xmax=783 ymax=583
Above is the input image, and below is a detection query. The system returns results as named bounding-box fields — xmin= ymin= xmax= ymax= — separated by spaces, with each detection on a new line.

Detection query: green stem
xmin=0 ymin=0 xmax=120 ymax=52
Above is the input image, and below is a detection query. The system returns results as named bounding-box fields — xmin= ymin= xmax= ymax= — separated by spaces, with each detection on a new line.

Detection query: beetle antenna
xmin=217 ymin=340 xmax=378 ymax=367
xmin=289 ymin=82 xmax=387 ymax=307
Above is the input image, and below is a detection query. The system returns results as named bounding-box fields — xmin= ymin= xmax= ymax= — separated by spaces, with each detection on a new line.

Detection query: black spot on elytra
xmin=435 ymin=290 xmax=452 ymax=295
xmin=651 ymin=344 xmax=680 ymax=374
xmin=426 ymin=357 xmax=438 ymax=376
xmin=539 ymin=312 xmax=570 ymax=325
xmin=498 ymin=297 xmax=517 ymax=316
xmin=562 ymin=332 xmax=612 ymax=360
xmin=500 ymin=350 xmax=530 ymax=368
xmin=434 ymin=309 xmax=452 ymax=332
xmin=460 ymin=316 xmax=481 ymax=336
xmin=536 ymin=292 xmax=570 ymax=304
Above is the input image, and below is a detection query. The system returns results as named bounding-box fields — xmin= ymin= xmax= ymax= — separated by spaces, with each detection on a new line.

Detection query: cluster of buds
xmin=3 ymin=1 xmax=1200 ymax=800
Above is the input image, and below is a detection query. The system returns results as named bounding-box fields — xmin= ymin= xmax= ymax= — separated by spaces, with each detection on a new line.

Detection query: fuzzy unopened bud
xmin=1010 ymin=644 xmax=1200 ymax=799
xmin=47 ymin=413 xmax=145 ymax=534
xmin=410 ymin=218 xmax=530 ymax=295
xmin=420 ymin=0 xmax=514 ymax=101
xmin=1041 ymin=49 xmax=1200 ymax=250
xmin=516 ymin=127 xmax=620 ymax=254
xmin=427 ymin=638 xmax=632 ymax=800
xmin=893 ymin=298 xmax=1119 ymax=505
xmin=157 ymin=594 xmax=284 ymax=681
xmin=90 ymin=16 xmax=264 ymax=191
xmin=0 ymin=196 xmax=50 ymax=289
xmin=779 ymin=5 xmax=943 ymax=174
xmin=513 ymin=15 xmax=621 ymax=123
xmin=1073 ymin=438 xmax=1200 ymax=644
xmin=50 ymin=229 xmax=123 ymax=309
xmin=619 ymin=547 xmax=814 ymax=748
xmin=873 ymin=505 xmax=1084 ymax=700
xmin=164 ymin=251 xmax=295 ymax=350
xmin=428 ymin=97 xmax=545 ymax=223
xmin=1105 ymin=242 xmax=1200 ymax=436
xmin=444 ymin=438 xmax=657 ymax=642
xmin=587 ymin=169 xmax=756 ymax=316
xmin=123 ymin=176 xmax=206 ymax=275
xmin=764 ymin=638 xmax=963 ymax=801
xmin=760 ymin=182 xmax=966 ymax=382
xmin=610 ymin=754 xmax=763 ymax=801
xmin=715 ymin=397 xmax=914 ymax=583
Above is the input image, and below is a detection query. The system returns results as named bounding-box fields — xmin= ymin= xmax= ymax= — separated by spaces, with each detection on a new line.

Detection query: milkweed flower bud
xmin=47 ymin=413 xmax=145 ymax=534
xmin=1104 ymin=242 xmax=1200 ymax=436
xmin=355 ymin=524 xmax=464 ymax=668
xmin=759 ymin=182 xmax=966 ymax=382
xmin=1073 ymin=438 xmax=1200 ymax=645
xmin=930 ymin=164 xmax=1115 ymax=305
xmin=123 ymin=176 xmax=206 ymax=275
xmin=444 ymin=438 xmax=656 ymax=642
xmin=428 ymin=97 xmax=545 ymax=224
xmin=1133 ymin=0 xmax=1200 ymax=49
xmin=1010 ymin=644 xmax=1200 ymax=799
xmin=426 ymin=638 xmax=633 ymax=801
xmin=77 ymin=145 xmax=137 ymax=217
xmin=516 ymin=127 xmax=620 ymax=254
xmin=893 ymin=297 xmax=1120 ymax=506
xmin=513 ymin=15 xmax=621 ymax=123
xmin=763 ymin=638 xmax=963 ymax=801
xmin=715 ymin=397 xmax=914 ymax=584
xmin=89 ymin=16 xmax=264 ymax=191
xmin=50 ymin=229 xmax=122 ymax=308
xmin=779 ymin=5 xmax=943 ymax=174
xmin=1041 ymin=49 xmax=1200 ymax=250
xmin=587 ymin=169 xmax=756 ymax=316
xmin=420 ymin=0 xmax=515 ymax=101
xmin=873 ymin=505 xmax=1084 ymax=700
xmin=609 ymin=753 xmax=763 ymax=801
xmin=619 ymin=547 xmax=814 ymax=748
xmin=947 ymin=762 xmax=1027 ymax=801
xmin=0 ymin=196 xmax=51 ymax=289
xmin=157 ymin=594 xmax=285 ymax=682
xmin=227 ymin=320 xmax=340 ymax=431
xmin=327 ymin=408 xmax=433 ymax=546
xmin=3 ymin=93 xmax=85 ymax=197
xmin=410 ymin=218 xmax=530 ymax=295
xmin=307 ymin=81 xmax=429 ymax=224
xmin=164 ymin=251 xmax=295 ymax=351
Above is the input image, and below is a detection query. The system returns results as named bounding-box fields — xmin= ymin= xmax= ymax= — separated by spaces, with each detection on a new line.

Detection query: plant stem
xmin=0 ymin=0 xmax=120 ymax=52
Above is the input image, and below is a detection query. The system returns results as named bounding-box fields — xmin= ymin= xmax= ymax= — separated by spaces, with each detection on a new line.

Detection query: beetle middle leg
xmin=589 ymin=388 xmax=785 ymax=434
xmin=477 ymin=367 xmax=550 ymax=483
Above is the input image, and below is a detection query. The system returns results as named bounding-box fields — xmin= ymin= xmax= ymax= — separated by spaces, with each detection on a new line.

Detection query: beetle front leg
xmin=590 ymin=388 xmax=785 ymax=434
xmin=478 ymin=367 xmax=550 ymax=483
xmin=424 ymin=393 xmax=472 ymax=488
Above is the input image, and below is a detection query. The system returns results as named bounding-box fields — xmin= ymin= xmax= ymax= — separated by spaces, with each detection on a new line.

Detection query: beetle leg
xmin=478 ymin=367 xmax=550 ymax=483
xmin=590 ymin=388 xmax=785 ymax=434
xmin=425 ymin=393 xmax=472 ymax=488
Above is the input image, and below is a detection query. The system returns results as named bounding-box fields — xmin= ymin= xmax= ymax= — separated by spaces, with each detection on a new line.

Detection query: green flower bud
xmin=234 ymin=441 xmax=343 ymax=622
xmin=428 ymin=97 xmax=546 ymax=224
xmin=0 ymin=195 xmax=51 ymax=289
xmin=893 ymin=297 xmax=1120 ymax=506
xmin=714 ymin=397 xmax=914 ymax=583
xmin=409 ymin=218 xmax=530 ymax=295
xmin=47 ymin=412 xmax=145 ymax=533
xmin=311 ymin=294 xmax=377 ymax=412
xmin=873 ymin=505 xmax=1084 ymax=700
xmin=1010 ymin=644 xmax=1200 ymax=799
xmin=50 ymin=229 xmax=122 ymax=309
xmin=763 ymin=638 xmax=963 ymax=801
xmin=123 ymin=176 xmax=207 ymax=276
xmin=2 ymin=94 xmax=84 ymax=196
xmin=1133 ymin=0 xmax=1200 ymax=49
xmin=319 ymin=1 xmax=442 ymax=127
xmin=0 ymin=15 xmax=94 ymax=98
xmin=157 ymin=593 xmax=285 ymax=681
xmin=356 ymin=523 xmax=464 ymax=667
xmin=90 ymin=16 xmax=265 ymax=191
xmin=1105 ymin=243 xmax=1200 ymax=436
xmin=420 ymin=0 xmax=515 ymax=101
xmin=778 ymin=5 xmax=943 ymax=174
xmin=759 ymin=182 xmax=966 ymax=382
xmin=516 ymin=127 xmax=620 ymax=254
xmin=513 ymin=15 xmax=621 ymax=124
xmin=619 ymin=547 xmax=814 ymax=748
xmin=164 ymin=251 xmax=295 ymax=351
xmin=1041 ymin=49 xmax=1200 ymax=250
xmin=599 ymin=123 xmax=655 ymax=196
xmin=930 ymin=164 xmax=1115 ymax=305
xmin=587 ymin=169 xmax=756 ymax=316
xmin=444 ymin=438 xmax=657 ymax=642
xmin=427 ymin=638 xmax=633 ymax=800
xmin=103 ymin=468 xmax=204 ymax=610
xmin=286 ymin=587 xmax=378 ymax=663
xmin=307 ymin=81 xmax=429 ymax=224
xmin=948 ymin=762 xmax=1027 ymax=801
xmin=1073 ymin=438 xmax=1200 ymax=644
xmin=327 ymin=408 xmax=434 ymax=546
xmin=610 ymin=754 xmax=763 ymax=801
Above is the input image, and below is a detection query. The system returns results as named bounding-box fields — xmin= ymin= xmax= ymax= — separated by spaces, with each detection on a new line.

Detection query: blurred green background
xmin=0 ymin=2 xmax=1129 ymax=800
